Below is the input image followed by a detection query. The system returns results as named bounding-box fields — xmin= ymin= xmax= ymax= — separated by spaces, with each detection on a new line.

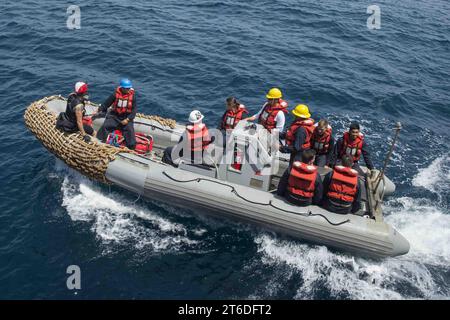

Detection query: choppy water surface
xmin=0 ymin=0 xmax=449 ymax=299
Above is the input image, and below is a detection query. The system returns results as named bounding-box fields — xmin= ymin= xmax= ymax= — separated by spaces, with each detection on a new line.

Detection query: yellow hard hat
xmin=292 ymin=104 xmax=311 ymax=118
xmin=266 ymin=88 xmax=282 ymax=99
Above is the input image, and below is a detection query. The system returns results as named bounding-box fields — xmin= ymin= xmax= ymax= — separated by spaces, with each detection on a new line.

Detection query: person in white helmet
xmin=56 ymin=82 xmax=96 ymax=142
xmin=162 ymin=110 xmax=214 ymax=166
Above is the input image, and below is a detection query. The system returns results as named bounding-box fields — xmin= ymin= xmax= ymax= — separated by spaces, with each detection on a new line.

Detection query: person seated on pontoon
xmin=329 ymin=122 xmax=376 ymax=178
xmin=96 ymin=78 xmax=137 ymax=150
xmin=322 ymin=155 xmax=362 ymax=214
xmin=277 ymin=149 xmax=323 ymax=206
xmin=162 ymin=110 xmax=215 ymax=166
xmin=56 ymin=81 xmax=96 ymax=142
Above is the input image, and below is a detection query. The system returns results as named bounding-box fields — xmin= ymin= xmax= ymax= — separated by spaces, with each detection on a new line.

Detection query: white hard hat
xmin=189 ymin=110 xmax=204 ymax=124
xmin=75 ymin=81 xmax=88 ymax=94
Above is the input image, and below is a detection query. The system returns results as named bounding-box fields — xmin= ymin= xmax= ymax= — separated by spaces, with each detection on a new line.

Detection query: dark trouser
xmin=162 ymin=145 xmax=210 ymax=166
xmin=322 ymin=198 xmax=352 ymax=214
xmin=286 ymin=193 xmax=312 ymax=207
xmin=97 ymin=115 xmax=136 ymax=149
xmin=314 ymin=154 xmax=328 ymax=167
xmin=162 ymin=146 xmax=178 ymax=166
xmin=289 ymin=151 xmax=304 ymax=167
xmin=56 ymin=114 xmax=94 ymax=135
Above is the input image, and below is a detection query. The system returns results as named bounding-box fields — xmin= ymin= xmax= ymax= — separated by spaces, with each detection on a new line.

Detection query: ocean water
xmin=0 ymin=0 xmax=449 ymax=299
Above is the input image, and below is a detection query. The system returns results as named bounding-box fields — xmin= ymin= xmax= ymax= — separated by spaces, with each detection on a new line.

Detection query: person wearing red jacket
xmin=277 ymin=149 xmax=323 ymax=206
xmin=322 ymin=155 xmax=362 ymax=214
xmin=244 ymin=88 xmax=288 ymax=133
xmin=96 ymin=78 xmax=137 ymax=150
xmin=219 ymin=97 xmax=248 ymax=131
xmin=311 ymin=119 xmax=334 ymax=167
xmin=330 ymin=122 xmax=376 ymax=177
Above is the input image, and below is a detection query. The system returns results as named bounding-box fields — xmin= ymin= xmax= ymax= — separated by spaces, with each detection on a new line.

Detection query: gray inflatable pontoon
xmin=31 ymin=98 xmax=410 ymax=259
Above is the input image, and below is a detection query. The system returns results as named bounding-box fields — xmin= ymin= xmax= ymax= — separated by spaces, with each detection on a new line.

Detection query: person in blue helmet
xmin=96 ymin=78 xmax=137 ymax=149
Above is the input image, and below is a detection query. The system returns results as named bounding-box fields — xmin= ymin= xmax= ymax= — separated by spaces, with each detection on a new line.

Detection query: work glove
xmin=83 ymin=135 xmax=91 ymax=143
xmin=370 ymin=169 xmax=378 ymax=179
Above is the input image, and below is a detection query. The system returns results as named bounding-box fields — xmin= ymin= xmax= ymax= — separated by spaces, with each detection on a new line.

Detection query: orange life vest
xmin=186 ymin=123 xmax=211 ymax=152
xmin=285 ymin=118 xmax=315 ymax=148
xmin=221 ymin=104 xmax=248 ymax=130
xmin=327 ymin=166 xmax=358 ymax=203
xmin=287 ymin=161 xmax=318 ymax=199
xmin=113 ymin=87 xmax=135 ymax=115
xmin=311 ymin=125 xmax=332 ymax=154
xmin=258 ymin=99 xmax=288 ymax=131
xmin=340 ymin=132 xmax=364 ymax=162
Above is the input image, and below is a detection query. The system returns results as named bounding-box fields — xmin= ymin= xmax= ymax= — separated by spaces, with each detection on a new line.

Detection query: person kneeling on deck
xmin=56 ymin=82 xmax=96 ymax=142
xmin=329 ymin=122 xmax=376 ymax=178
xmin=277 ymin=149 xmax=323 ymax=206
xmin=162 ymin=110 xmax=214 ymax=166
xmin=244 ymin=88 xmax=288 ymax=133
xmin=322 ymin=155 xmax=362 ymax=214
xmin=311 ymin=119 xmax=334 ymax=167
xmin=279 ymin=104 xmax=315 ymax=165
xmin=96 ymin=78 xmax=137 ymax=150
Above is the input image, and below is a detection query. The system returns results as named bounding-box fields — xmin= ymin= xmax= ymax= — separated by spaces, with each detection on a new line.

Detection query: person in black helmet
xmin=56 ymin=81 xmax=95 ymax=142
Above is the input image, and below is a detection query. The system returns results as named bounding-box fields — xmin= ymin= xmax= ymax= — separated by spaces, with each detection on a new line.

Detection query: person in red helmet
xmin=56 ymin=82 xmax=95 ymax=142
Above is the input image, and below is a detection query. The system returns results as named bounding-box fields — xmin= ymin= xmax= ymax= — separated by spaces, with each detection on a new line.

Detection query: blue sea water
xmin=0 ymin=0 xmax=449 ymax=299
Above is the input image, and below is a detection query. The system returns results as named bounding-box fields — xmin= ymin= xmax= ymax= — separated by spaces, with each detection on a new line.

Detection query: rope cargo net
xmin=24 ymin=95 xmax=176 ymax=183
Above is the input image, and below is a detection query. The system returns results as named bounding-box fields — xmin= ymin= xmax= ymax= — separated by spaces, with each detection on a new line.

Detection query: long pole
xmin=374 ymin=122 xmax=402 ymax=194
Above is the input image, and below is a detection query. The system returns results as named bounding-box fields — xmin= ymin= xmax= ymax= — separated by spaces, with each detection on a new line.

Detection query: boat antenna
xmin=373 ymin=122 xmax=402 ymax=194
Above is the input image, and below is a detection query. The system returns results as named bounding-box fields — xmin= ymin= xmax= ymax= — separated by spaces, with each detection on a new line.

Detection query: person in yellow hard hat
xmin=244 ymin=88 xmax=288 ymax=132
xmin=280 ymin=104 xmax=315 ymax=165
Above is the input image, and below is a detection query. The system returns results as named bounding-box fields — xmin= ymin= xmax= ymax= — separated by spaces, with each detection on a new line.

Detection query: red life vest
xmin=106 ymin=130 xmax=153 ymax=155
xmin=285 ymin=118 xmax=315 ymax=148
xmin=186 ymin=123 xmax=210 ymax=152
xmin=113 ymin=87 xmax=135 ymax=115
xmin=340 ymin=132 xmax=364 ymax=162
xmin=327 ymin=166 xmax=358 ymax=203
xmin=221 ymin=104 xmax=248 ymax=130
xmin=258 ymin=99 xmax=288 ymax=131
xmin=311 ymin=124 xmax=332 ymax=154
xmin=287 ymin=161 xmax=318 ymax=199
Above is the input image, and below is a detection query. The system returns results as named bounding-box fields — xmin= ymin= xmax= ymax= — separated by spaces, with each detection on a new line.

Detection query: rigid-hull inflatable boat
xmin=24 ymin=96 xmax=410 ymax=258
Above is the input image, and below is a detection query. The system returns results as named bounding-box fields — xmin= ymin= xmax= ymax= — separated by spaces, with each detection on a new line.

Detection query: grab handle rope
xmin=162 ymin=171 xmax=350 ymax=226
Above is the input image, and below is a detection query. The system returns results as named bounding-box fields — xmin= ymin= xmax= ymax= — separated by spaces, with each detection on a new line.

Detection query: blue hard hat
xmin=120 ymin=78 xmax=132 ymax=89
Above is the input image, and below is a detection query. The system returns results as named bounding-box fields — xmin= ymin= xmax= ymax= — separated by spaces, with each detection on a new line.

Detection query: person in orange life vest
xmin=96 ymin=78 xmax=137 ymax=150
xmin=218 ymin=97 xmax=248 ymax=131
xmin=56 ymin=82 xmax=96 ymax=143
xmin=329 ymin=122 xmax=376 ymax=177
xmin=162 ymin=110 xmax=214 ymax=166
xmin=277 ymin=149 xmax=323 ymax=206
xmin=311 ymin=119 xmax=334 ymax=167
xmin=244 ymin=88 xmax=288 ymax=133
xmin=279 ymin=104 xmax=315 ymax=165
xmin=322 ymin=155 xmax=362 ymax=214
